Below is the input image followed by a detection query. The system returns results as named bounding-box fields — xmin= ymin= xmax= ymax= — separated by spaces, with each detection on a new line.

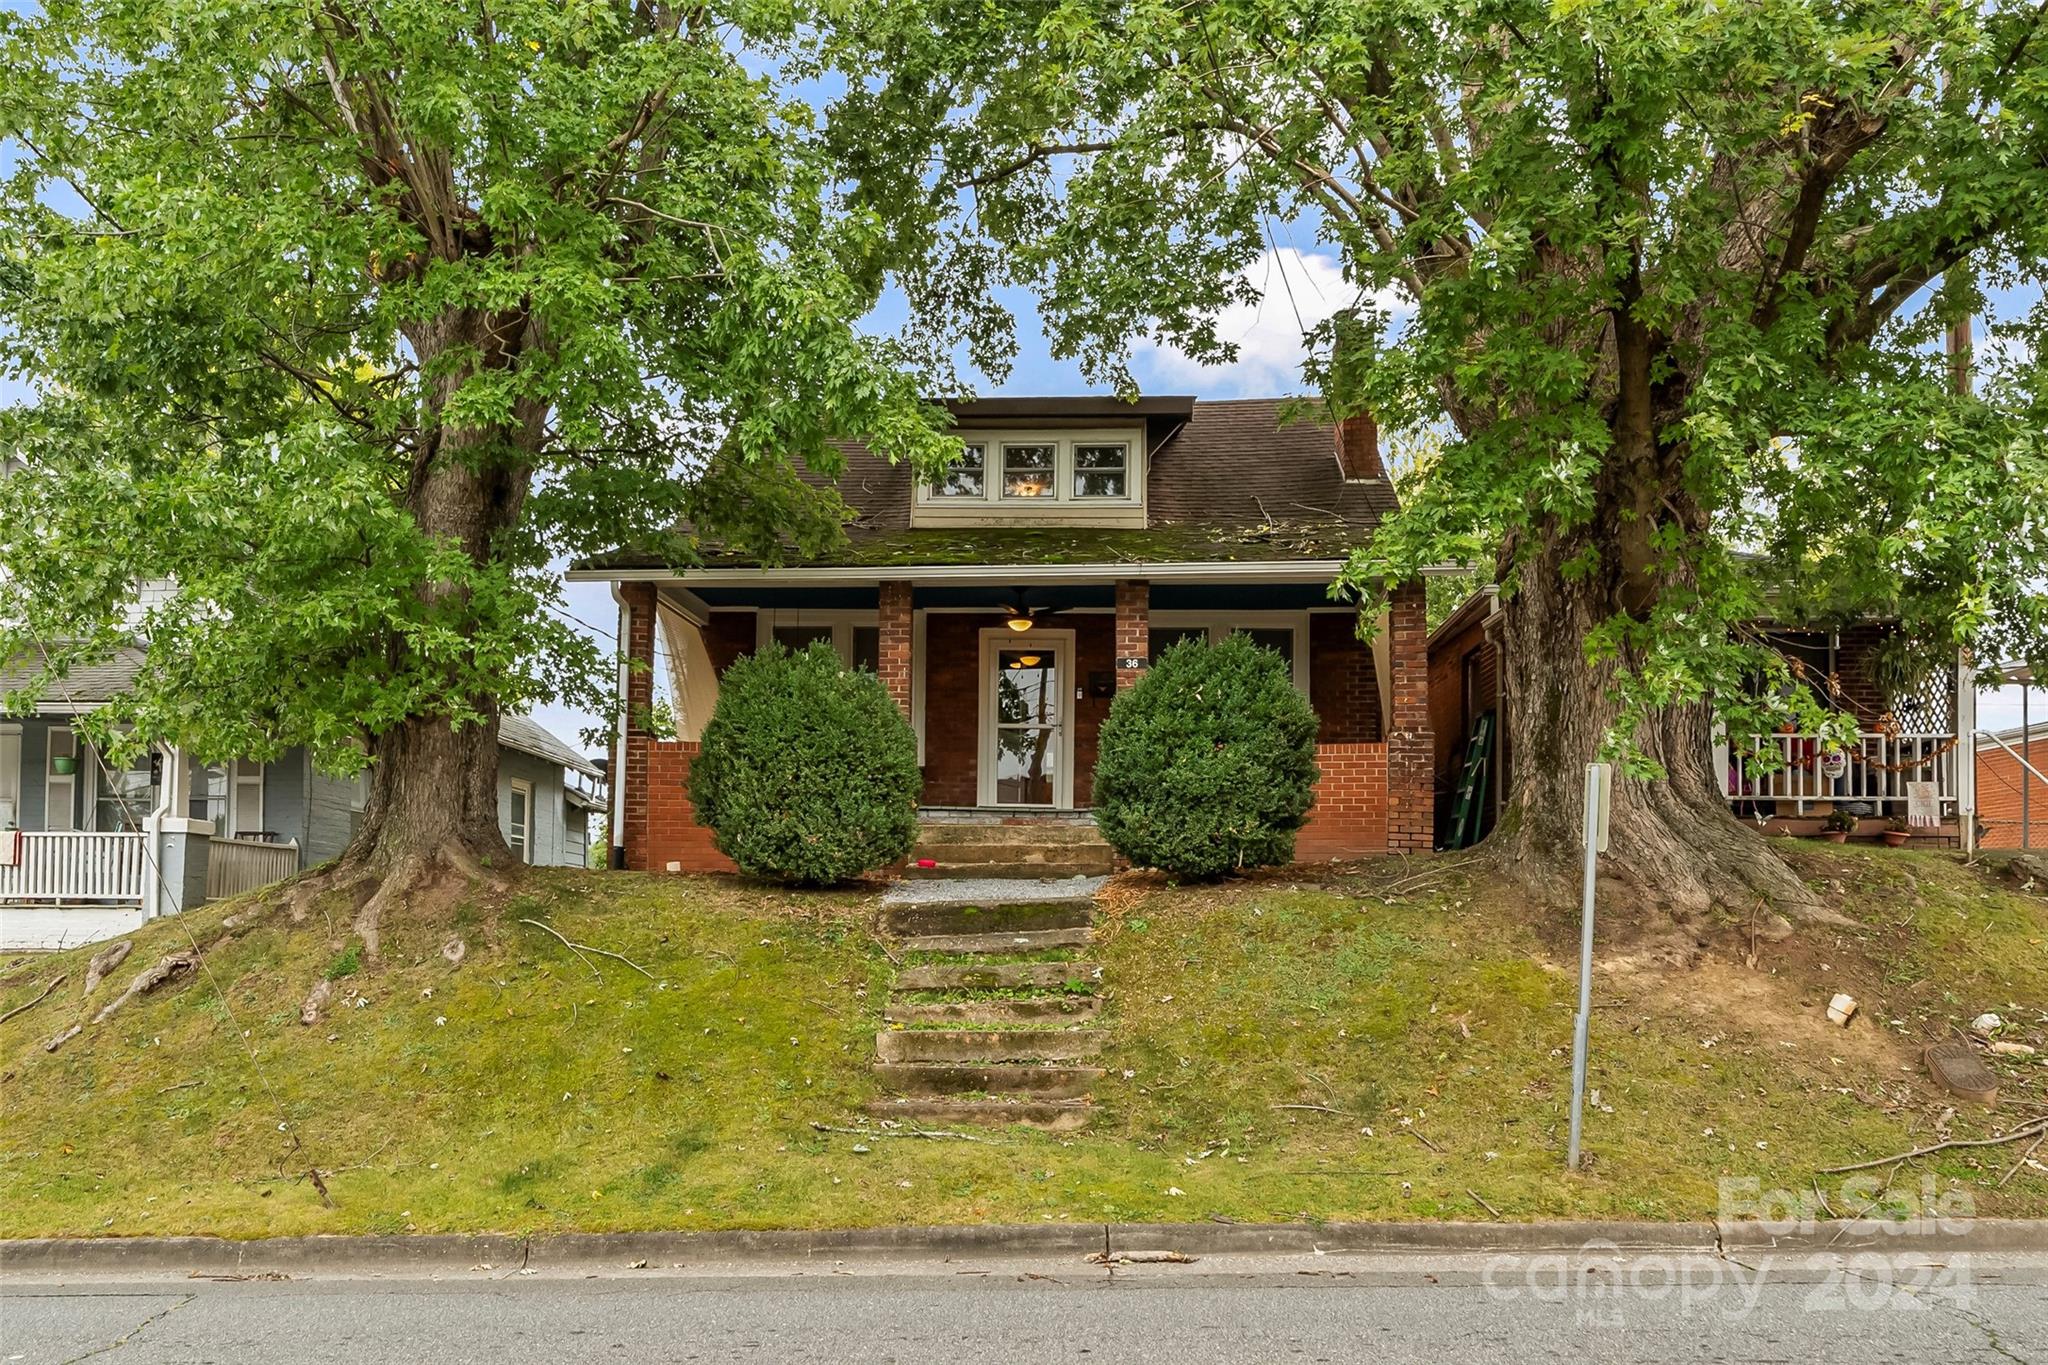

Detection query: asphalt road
xmin=5 ymin=1253 xmax=2045 ymax=1364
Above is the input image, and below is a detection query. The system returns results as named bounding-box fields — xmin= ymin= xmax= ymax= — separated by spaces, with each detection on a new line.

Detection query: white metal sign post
xmin=1566 ymin=762 xmax=1610 ymax=1172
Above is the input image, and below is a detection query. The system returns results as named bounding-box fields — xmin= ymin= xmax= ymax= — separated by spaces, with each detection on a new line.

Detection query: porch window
xmin=772 ymin=624 xmax=836 ymax=653
xmin=1072 ymin=442 xmax=1128 ymax=498
xmin=0 ymin=724 xmax=18 ymax=830
xmin=850 ymin=626 xmax=881 ymax=674
xmin=189 ymin=756 xmax=229 ymax=825
xmin=44 ymin=726 xmax=77 ymax=831
xmin=930 ymin=441 xmax=986 ymax=497
xmin=93 ymin=749 xmax=157 ymax=833
xmin=1001 ymin=443 xmax=1057 ymax=497
xmin=1145 ymin=617 xmax=1309 ymax=693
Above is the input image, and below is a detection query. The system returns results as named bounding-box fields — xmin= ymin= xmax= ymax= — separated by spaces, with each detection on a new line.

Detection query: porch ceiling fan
xmin=1000 ymin=588 xmax=1067 ymax=633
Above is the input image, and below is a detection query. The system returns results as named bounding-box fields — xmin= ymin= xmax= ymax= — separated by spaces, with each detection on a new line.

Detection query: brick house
xmin=1426 ymin=588 xmax=1980 ymax=848
xmin=573 ymin=396 xmax=1433 ymax=872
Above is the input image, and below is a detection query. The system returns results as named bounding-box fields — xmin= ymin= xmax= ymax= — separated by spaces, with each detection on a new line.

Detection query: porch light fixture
xmin=1005 ymin=614 xmax=1035 ymax=632
xmin=1015 ymin=654 xmax=1043 ymax=667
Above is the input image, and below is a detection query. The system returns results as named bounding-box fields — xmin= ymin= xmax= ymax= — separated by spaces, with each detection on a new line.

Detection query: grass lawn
xmin=1 ymin=843 xmax=2043 ymax=1239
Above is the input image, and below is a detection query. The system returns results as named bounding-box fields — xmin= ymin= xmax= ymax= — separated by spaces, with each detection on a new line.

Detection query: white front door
xmin=978 ymin=629 xmax=1076 ymax=809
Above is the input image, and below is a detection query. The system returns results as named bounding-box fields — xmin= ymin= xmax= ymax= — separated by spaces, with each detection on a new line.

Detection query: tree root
xmin=83 ymin=940 xmax=133 ymax=995
xmin=299 ymin=979 xmax=333 ymax=1026
xmin=92 ymin=950 xmax=199 ymax=1026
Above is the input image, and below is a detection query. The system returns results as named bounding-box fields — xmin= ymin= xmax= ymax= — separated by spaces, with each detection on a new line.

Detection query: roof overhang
xmin=570 ymin=560 xmax=1350 ymax=589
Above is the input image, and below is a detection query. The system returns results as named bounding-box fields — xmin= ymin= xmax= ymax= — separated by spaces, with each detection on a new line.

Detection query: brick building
xmin=1977 ymin=718 xmax=2046 ymax=850
xmin=575 ymin=396 xmax=1433 ymax=872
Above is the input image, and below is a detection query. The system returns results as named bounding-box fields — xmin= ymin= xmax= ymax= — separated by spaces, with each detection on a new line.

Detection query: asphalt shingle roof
xmin=583 ymin=397 xmax=1395 ymax=571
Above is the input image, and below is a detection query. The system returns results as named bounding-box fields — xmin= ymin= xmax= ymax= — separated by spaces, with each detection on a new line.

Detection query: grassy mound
xmin=1 ymin=846 xmax=2043 ymax=1238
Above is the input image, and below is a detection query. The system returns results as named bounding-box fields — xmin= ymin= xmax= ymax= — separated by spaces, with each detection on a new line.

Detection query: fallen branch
xmin=810 ymin=1122 xmax=984 ymax=1142
xmin=0 ymin=973 xmax=65 ymax=1026
xmin=1407 ymin=1127 xmax=1443 ymax=1154
xmin=1468 ymin=1188 xmax=1502 ymax=1219
xmin=1817 ymin=1117 xmax=2048 ymax=1174
xmin=1270 ymin=1103 xmax=1351 ymax=1117
xmin=1996 ymin=1131 xmax=2047 ymax=1189
xmin=518 ymin=918 xmax=655 ymax=982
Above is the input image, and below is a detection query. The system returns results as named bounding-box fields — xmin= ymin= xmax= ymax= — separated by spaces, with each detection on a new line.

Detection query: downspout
xmin=609 ymin=585 xmax=630 ymax=870
xmin=141 ymin=744 xmax=174 ymax=921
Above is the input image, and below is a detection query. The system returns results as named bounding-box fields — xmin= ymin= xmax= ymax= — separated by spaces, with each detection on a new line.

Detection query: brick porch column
xmin=1114 ymin=579 xmax=1150 ymax=690
xmin=878 ymin=580 xmax=913 ymax=717
xmin=1385 ymin=580 xmax=1434 ymax=851
xmin=620 ymin=582 xmax=657 ymax=870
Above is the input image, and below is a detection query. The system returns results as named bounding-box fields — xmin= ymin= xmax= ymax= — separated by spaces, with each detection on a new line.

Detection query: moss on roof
xmin=584 ymin=521 xmax=1368 ymax=572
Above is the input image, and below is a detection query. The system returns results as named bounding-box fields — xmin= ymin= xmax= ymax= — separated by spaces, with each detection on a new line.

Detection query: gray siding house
xmin=2 ymin=650 xmax=602 ymax=950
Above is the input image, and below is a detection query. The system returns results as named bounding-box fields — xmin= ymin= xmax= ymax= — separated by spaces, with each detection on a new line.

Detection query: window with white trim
xmin=0 ymin=724 xmax=19 ymax=831
xmin=910 ymin=428 xmax=1145 ymax=521
xmin=1145 ymin=616 xmax=1310 ymax=693
xmin=231 ymin=759 xmax=264 ymax=837
xmin=44 ymin=726 xmax=77 ymax=831
xmin=756 ymin=611 xmax=882 ymax=672
xmin=1072 ymin=442 xmax=1128 ymax=498
xmin=507 ymin=780 xmax=533 ymax=864
xmin=929 ymin=440 xmax=986 ymax=497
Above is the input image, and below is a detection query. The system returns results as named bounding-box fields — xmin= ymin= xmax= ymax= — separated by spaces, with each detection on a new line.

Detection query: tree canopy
xmin=0 ymin=0 xmax=948 ymax=799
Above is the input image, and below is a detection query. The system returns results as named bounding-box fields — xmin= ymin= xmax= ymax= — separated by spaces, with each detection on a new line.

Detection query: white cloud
xmin=1136 ymin=247 xmax=1410 ymax=397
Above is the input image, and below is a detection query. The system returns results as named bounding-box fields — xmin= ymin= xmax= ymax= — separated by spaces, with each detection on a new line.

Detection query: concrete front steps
xmin=869 ymin=887 xmax=1106 ymax=1130
xmin=905 ymin=822 xmax=1115 ymax=880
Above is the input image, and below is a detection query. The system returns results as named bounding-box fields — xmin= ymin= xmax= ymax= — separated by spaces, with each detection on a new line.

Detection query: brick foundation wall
xmin=1309 ymin=612 xmax=1382 ymax=743
xmin=629 ymin=738 xmax=736 ymax=873
xmin=1297 ymin=741 xmax=1390 ymax=859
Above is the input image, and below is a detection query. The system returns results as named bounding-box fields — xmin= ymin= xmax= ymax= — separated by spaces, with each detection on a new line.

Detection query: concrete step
xmin=876 ymin=1029 xmax=1105 ymax=1064
xmin=903 ymin=858 xmax=1113 ymax=880
xmin=871 ymin=1062 xmax=1105 ymax=1099
xmin=892 ymin=961 xmax=1103 ymax=992
xmin=883 ymin=996 xmax=1101 ymax=1027
xmin=862 ymin=1097 xmax=1093 ymax=1132
xmin=894 ymin=927 xmax=1093 ymax=954
xmin=915 ymin=823 xmax=1108 ymax=848
xmin=881 ymin=901 xmax=1093 ymax=938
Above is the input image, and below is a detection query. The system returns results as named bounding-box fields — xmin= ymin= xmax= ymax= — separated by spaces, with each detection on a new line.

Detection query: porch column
xmin=878 ymin=580 xmax=914 ymax=717
xmin=1385 ymin=580 xmax=1435 ymax=851
xmin=619 ymin=582 xmax=657 ymax=871
xmin=1114 ymin=579 xmax=1150 ymax=690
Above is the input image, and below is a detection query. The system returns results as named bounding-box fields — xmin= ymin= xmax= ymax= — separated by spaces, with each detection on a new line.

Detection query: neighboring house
xmin=1426 ymin=588 xmax=1980 ymax=849
xmin=572 ymin=396 xmax=1436 ymax=873
xmin=1977 ymin=711 xmax=2045 ymax=851
xmin=1 ymin=647 xmax=604 ymax=950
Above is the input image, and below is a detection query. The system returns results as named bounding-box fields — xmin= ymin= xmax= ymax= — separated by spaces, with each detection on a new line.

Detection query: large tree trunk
xmin=1489 ymin=526 xmax=1823 ymax=929
xmin=318 ymin=308 xmax=541 ymax=951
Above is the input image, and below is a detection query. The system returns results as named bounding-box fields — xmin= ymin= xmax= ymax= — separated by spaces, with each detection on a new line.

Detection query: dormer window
xmin=1001 ymin=443 xmax=1057 ymax=497
xmin=911 ymin=426 xmax=1146 ymax=526
xmin=1073 ymin=443 xmax=1127 ymax=498
xmin=930 ymin=441 xmax=985 ymax=497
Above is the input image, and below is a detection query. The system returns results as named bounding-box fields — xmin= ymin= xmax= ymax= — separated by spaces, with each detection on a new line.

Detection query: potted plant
xmin=50 ymin=754 xmax=77 ymax=776
xmin=1882 ymin=816 xmax=1913 ymax=849
xmin=1820 ymin=808 xmax=1858 ymax=843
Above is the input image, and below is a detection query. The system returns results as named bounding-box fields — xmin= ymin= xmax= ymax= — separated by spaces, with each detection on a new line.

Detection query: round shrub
xmin=1092 ymin=633 xmax=1321 ymax=878
xmin=688 ymin=641 xmax=920 ymax=884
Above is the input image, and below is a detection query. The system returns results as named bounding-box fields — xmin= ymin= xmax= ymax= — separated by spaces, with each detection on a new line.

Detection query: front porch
xmin=610 ymin=571 xmax=1435 ymax=873
xmin=1 ymin=716 xmax=306 ymax=950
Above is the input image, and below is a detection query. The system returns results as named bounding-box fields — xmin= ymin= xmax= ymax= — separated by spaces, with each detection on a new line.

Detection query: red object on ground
xmin=916 ymin=858 xmax=936 ymax=869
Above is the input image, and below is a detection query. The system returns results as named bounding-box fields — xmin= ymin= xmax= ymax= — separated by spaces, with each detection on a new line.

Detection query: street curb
xmin=1716 ymin=1217 xmax=2048 ymax=1255
xmin=4 ymin=1218 xmax=2045 ymax=1278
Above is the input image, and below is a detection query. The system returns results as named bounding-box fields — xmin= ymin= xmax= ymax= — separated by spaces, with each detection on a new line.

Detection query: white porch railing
xmin=1717 ymin=731 xmax=1961 ymax=813
xmin=0 ymin=832 xmax=149 ymax=903
xmin=205 ymin=836 xmax=298 ymax=900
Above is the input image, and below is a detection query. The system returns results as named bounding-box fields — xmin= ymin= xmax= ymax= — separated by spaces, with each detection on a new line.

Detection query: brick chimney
xmin=1336 ymin=413 xmax=1383 ymax=482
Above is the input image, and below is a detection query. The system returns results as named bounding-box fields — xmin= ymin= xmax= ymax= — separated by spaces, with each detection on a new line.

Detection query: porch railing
xmin=0 ymin=831 xmax=149 ymax=903
xmin=1717 ymin=731 xmax=1960 ymax=814
xmin=205 ymin=836 xmax=299 ymax=900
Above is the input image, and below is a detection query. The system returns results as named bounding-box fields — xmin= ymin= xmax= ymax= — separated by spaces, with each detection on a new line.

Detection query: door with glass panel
xmin=979 ymin=631 xmax=1074 ymax=808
